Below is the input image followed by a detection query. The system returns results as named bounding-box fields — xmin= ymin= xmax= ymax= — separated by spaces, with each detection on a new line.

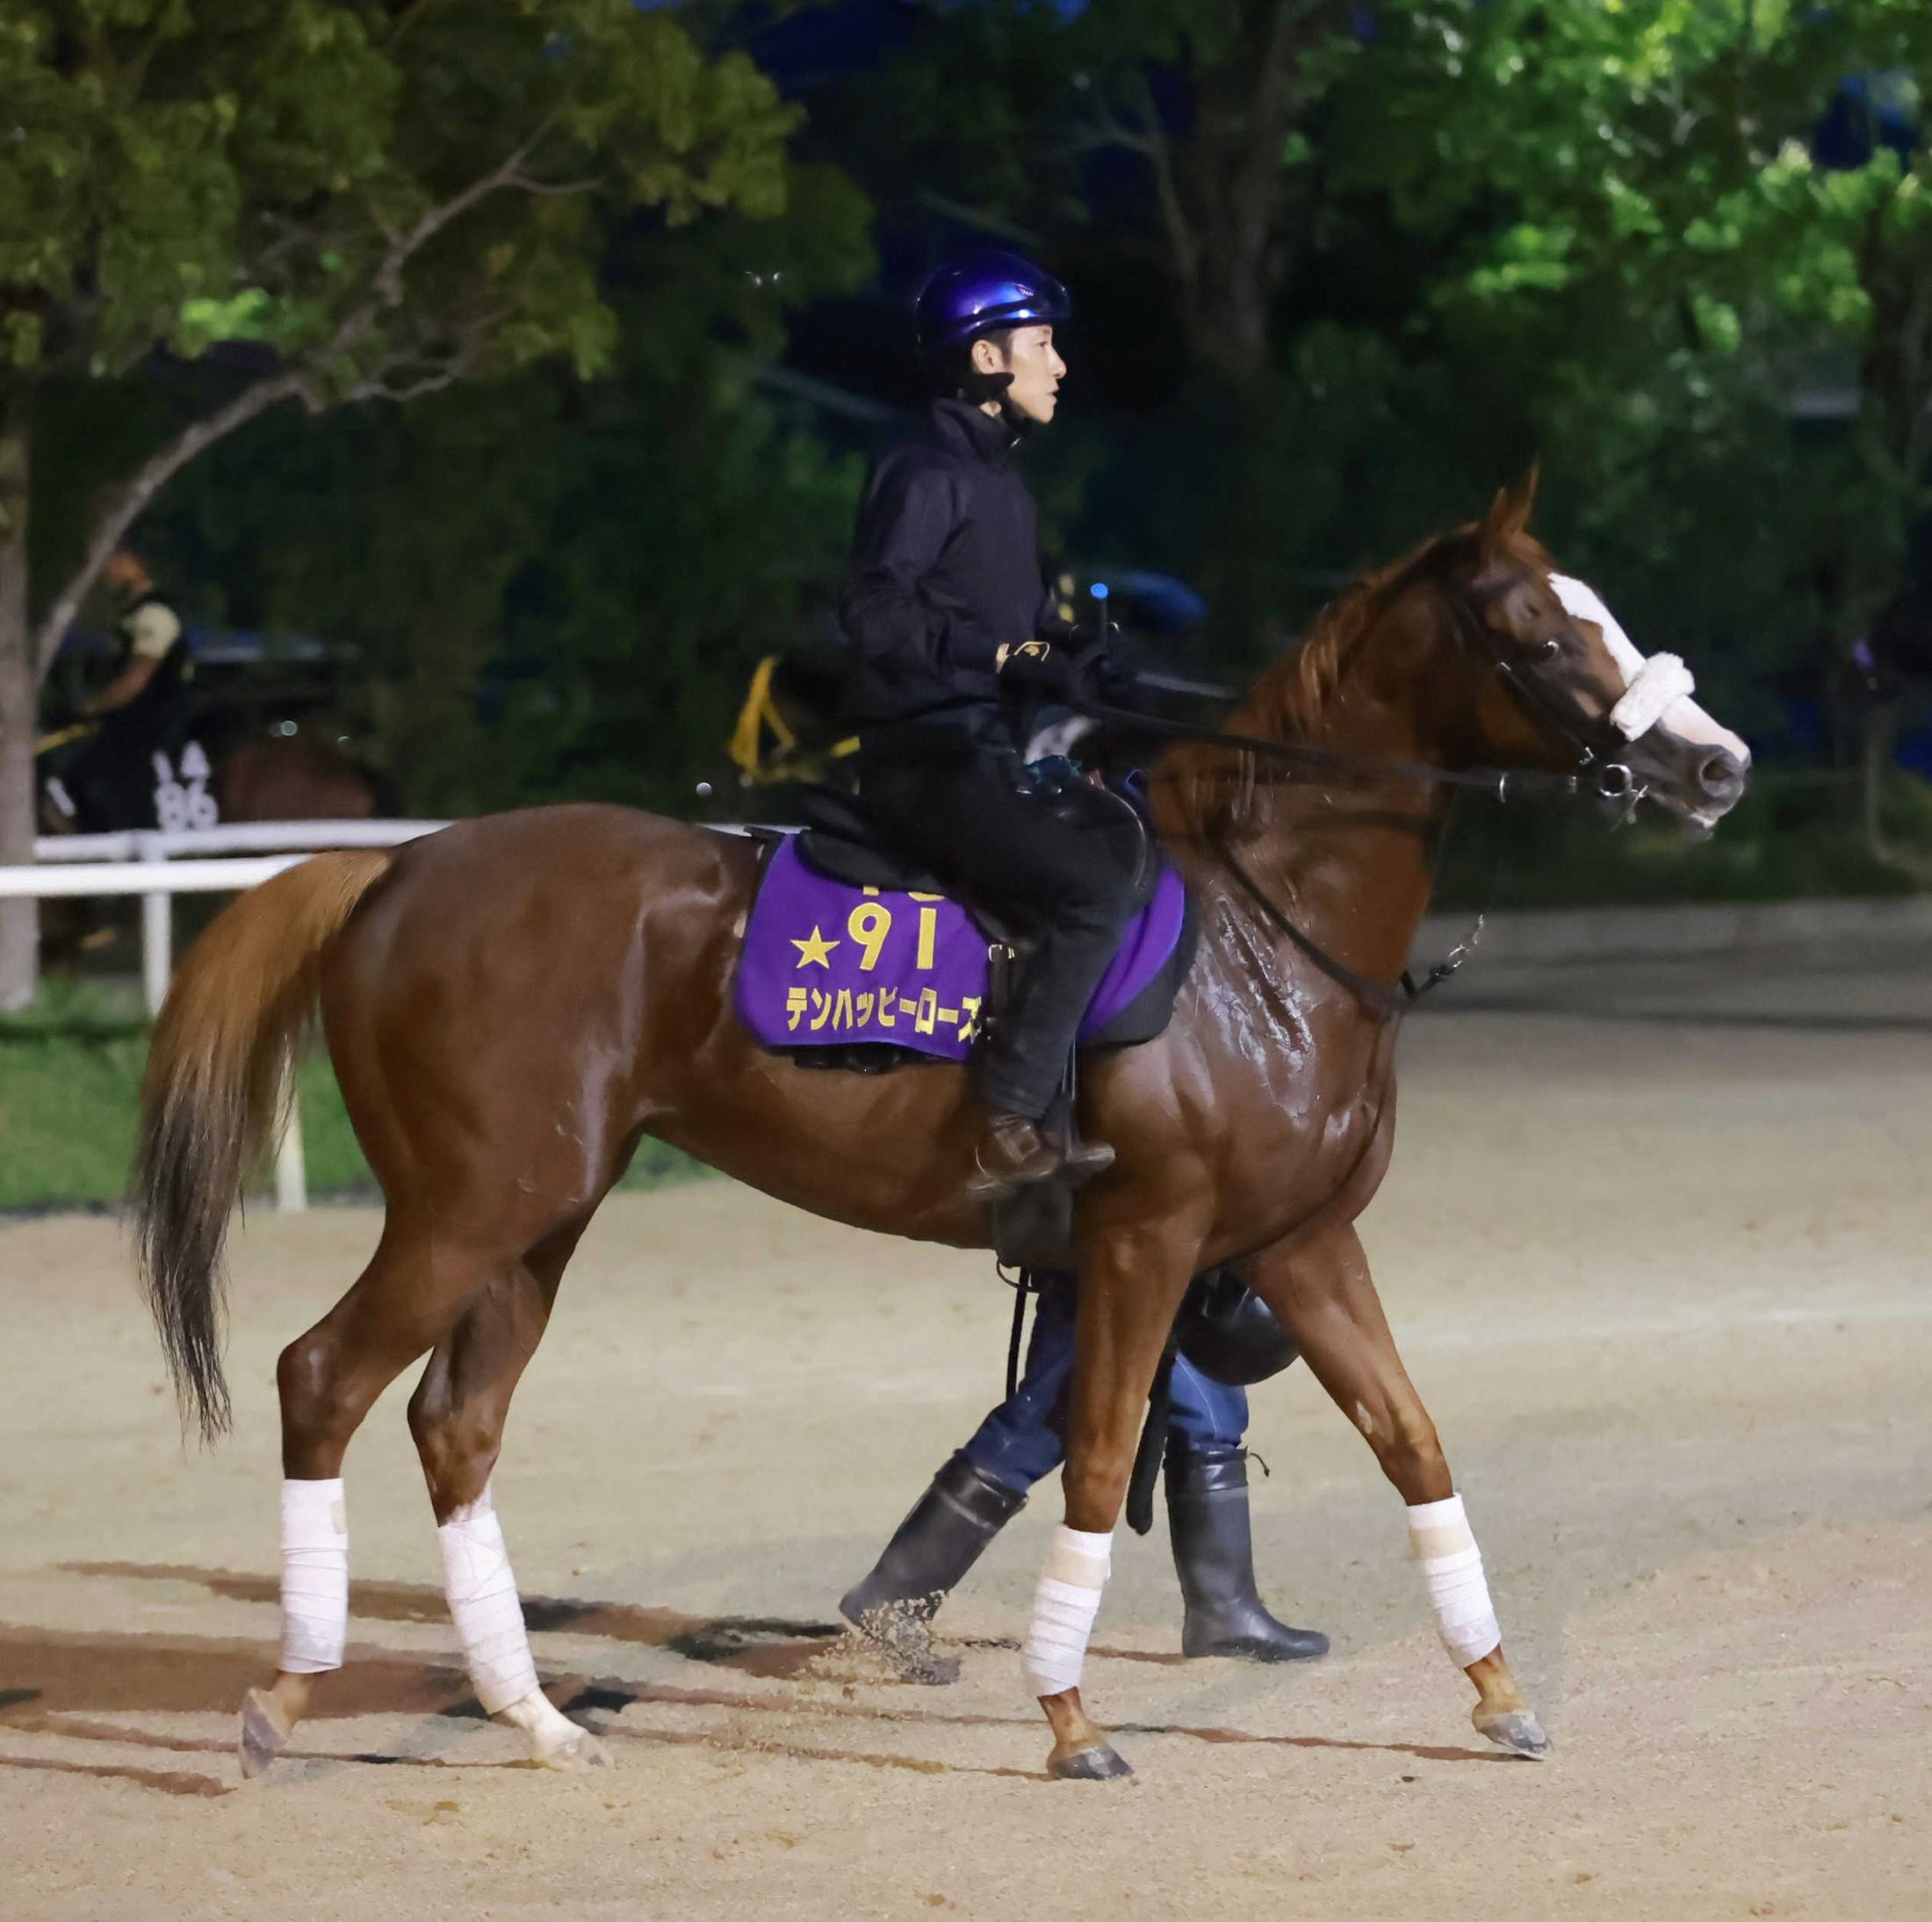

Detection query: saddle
xmin=732 ymin=781 xmax=1197 ymax=1073
xmin=794 ymin=782 xmax=953 ymax=896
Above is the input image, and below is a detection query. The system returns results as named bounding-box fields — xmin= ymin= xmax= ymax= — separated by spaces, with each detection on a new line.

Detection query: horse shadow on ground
xmin=0 ymin=1563 xmax=1510 ymax=1796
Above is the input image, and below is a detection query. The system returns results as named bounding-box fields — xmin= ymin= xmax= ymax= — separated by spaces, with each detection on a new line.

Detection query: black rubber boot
xmin=840 ymin=1451 xmax=1027 ymax=1684
xmin=1167 ymin=1446 xmax=1330 ymax=1662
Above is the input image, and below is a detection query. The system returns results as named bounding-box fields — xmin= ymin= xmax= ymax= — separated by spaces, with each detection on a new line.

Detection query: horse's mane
xmin=1156 ymin=516 xmax=1541 ymax=840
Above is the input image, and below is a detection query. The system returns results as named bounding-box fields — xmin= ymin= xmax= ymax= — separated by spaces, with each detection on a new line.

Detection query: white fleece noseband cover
xmin=1549 ymin=574 xmax=1696 ymax=739
xmin=438 ymin=1485 xmax=539 ymax=1715
xmin=1407 ymin=1493 xmax=1502 ymax=1668
xmin=1607 ymin=652 xmax=1696 ymax=740
xmin=278 ymin=1477 xmax=349 ymax=1674
xmin=1021 ymin=1524 xmax=1113 ymax=1697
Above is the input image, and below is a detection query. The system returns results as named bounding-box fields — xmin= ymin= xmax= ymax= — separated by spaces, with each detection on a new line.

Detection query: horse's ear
xmin=1480 ymin=464 xmax=1540 ymax=553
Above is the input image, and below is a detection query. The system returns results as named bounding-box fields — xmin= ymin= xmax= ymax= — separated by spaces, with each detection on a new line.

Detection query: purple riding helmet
xmin=914 ymin=248 xmax=1071 ymax=353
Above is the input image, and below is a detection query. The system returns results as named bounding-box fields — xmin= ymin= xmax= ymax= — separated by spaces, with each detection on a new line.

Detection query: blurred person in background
xmin=39 ymin=549 xmax=197 ymax=831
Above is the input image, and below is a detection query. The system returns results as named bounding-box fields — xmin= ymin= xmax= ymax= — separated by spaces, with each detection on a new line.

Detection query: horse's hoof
xmin=1049 ymin=1742 xmax=1133 ymax=1782
xmin=238 ymin=1688 xmax=290 ymax=1780
xmin=1474 ymin=1707 xmax=1551 ymax=1760
xmin=535 ymin=1728 xmax=613 ymax=1773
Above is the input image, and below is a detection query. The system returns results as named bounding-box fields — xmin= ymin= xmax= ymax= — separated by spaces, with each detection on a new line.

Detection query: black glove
xmin=1005 ymin=626 xmax=1134 ymax=698
xmin=1078 ymin=636 xmax=1137 ymax=707
xmin=997 ymin=637 xmax=1082 ymax=698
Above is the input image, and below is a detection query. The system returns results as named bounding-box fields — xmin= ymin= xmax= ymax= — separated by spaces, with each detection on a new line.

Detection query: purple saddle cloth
xmin=734 ymin=836 xmax=1187 ymax=1062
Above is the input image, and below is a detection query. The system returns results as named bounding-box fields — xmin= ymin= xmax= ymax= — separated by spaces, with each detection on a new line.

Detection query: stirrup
xmin=969 ymin=1118 xmax=1114 ymax=1200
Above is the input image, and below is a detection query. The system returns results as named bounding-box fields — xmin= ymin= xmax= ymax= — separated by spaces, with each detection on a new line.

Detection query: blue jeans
xmin=960 ymin=1274 xmax=1248 ymax=1495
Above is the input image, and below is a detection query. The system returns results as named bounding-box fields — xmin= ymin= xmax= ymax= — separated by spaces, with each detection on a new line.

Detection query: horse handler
xmin=840 ymin=1271 xmax=1328 ymax=1681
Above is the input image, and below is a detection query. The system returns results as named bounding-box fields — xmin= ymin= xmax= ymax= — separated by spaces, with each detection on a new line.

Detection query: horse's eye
xmin=1538 ymin=637 xmax=1563 ymax=660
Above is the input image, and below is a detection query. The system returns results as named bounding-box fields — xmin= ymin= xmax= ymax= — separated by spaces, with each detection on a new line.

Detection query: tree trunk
xmin=0 ymin=400 xmax=34 ymax=1011
xmin=1861 ymin=700 xmax=1895 ymax=864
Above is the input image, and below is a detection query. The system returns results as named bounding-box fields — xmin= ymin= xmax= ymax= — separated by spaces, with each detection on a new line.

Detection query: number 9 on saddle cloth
xmin=736 ymin=763 xmax=1187 ymax=1066
xmin=732 ymin=761 xmax=1196 ymax=1256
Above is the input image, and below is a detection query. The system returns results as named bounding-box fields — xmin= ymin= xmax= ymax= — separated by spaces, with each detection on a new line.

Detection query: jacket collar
xmin=931 ymin=397 xmax=1018 ymax=467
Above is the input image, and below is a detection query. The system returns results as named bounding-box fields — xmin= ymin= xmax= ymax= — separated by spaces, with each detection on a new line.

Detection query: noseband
xmin=1458 ymin=571 xmax=1653 ymax=822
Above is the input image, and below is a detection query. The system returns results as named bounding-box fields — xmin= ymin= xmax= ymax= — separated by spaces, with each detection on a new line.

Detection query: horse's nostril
xmin=1699 ymin=752 xmax=1745 ymax=800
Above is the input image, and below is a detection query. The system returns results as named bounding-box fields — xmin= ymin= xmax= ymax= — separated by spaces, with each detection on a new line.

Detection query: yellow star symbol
xmin=791 ymin=924 xmax=840 ymax=968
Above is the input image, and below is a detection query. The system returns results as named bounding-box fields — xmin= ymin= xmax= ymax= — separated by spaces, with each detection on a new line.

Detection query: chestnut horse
xmin=133 ymin=486 xmax=1748 ymax=1781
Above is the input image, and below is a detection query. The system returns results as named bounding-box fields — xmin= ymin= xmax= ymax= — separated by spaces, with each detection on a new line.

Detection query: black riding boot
xmin=1167 ymin=1446 xmax=1330 ymax=1662
xmin=840 ymin=1451 xmax=1027 ymax=1684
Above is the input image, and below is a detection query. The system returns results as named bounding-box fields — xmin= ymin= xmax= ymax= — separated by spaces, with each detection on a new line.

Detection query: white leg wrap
xmin=437 ymin=1486 xmax=539 ymax=1716
xmin=498 ymin=1689 xmax=585 ymax=1756
xmin=1020 ymin=1525 xmax=1113 ymax=1697
xmin=278 ymin=1478 xmax=349 ymax=1674
xmin=1407 ymin=1494 xmax=1501 ymax=1667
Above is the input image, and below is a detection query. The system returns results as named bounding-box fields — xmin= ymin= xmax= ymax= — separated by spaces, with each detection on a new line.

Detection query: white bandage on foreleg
xmin=278 ymin=1477 xmax=349 ymax=1674
xmin=1406 ymin=1494 xmax=1501 ymax=1668
xmin=1020 ymin=1524 xmax=1113 ymax=1697
xmin=437 ymin=1486 xmax=539 ymax=1715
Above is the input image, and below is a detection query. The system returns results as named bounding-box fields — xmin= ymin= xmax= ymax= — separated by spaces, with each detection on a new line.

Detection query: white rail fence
xmin=1 ymin=819 xmax=449 ymax=1212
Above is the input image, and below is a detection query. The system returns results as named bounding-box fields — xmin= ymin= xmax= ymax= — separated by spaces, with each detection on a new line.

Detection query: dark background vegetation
xmin=6 ymin=2 xmax=1932 ymax=1199
xmin=4 ymin=0 xmax=1932 ymax=1205
xmin=14 ymin=3 xmax=1932 ymax=871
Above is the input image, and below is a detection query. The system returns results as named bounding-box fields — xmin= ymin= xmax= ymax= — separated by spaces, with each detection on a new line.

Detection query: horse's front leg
xmin=1246 ymin=1222 xmax=1550 ymax=1759
xmin=1027 ymin=1218 xmax=1197 ymax=1782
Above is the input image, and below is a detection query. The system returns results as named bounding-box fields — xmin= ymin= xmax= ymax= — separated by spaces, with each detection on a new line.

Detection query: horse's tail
xmin=133 ymin=850 xmax=393 ymax=1443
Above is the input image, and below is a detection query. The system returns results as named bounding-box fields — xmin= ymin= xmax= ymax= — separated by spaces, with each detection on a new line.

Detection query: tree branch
xmin=914 ymin=191 xmax=1043 ymax=248
xmin=369 ymin=119 xmax=564 ymax=307
xmin=508 ymin=171 xmax=606 ymax=198
xmin=1120 ymin=71 xmax=1200 ymax=296
xmin=31 ymin=370 xmax=308 ymax=680
xmin=29 ymin=123 xmax=579 ymax=682
xmin=350 ymin=362 xmax=471 ymax=405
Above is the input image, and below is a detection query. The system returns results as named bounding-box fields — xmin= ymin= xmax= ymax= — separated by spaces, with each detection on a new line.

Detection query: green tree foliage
xmin=830 ymin=0 xmax=1931 ymax=768
xmin=137 ymin=167 xmax=873 ymax=817
xmin=0 ymin=0 xmax=808 ymax=1005
xmin=1359 ymin=0 xmax=1932 ymax=802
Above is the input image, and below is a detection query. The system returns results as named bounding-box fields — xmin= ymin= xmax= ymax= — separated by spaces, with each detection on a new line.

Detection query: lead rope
xmin=1001 ymin=1265 xmax=1036 ymax=1402
xmin=1125 ymin=1338 xmax=1177 ymax=1537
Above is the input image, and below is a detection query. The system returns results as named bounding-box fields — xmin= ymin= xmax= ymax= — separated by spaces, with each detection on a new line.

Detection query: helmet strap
xmin=929 ymin=339 xmax=1036 ymax=437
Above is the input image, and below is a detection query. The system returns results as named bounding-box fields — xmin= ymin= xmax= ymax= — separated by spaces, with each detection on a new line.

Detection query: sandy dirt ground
xmin=2 ymin=938 xmax=1928 ymax=1921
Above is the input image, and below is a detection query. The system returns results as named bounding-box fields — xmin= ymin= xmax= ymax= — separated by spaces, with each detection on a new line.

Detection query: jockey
xmin=92 ymin=550 xmax=191 ymax=719
xmin=40 ymin=549 xmax=195 ymax=831
xmin=840 ymin=1269 xmax=1329 ymax=1681
xmin=841 ymin=249 xmax=1143 ymax=1197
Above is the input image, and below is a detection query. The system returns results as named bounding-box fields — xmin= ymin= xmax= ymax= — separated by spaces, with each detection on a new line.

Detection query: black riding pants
xmin=861 ymin=748 xmax=1144 ymax=1119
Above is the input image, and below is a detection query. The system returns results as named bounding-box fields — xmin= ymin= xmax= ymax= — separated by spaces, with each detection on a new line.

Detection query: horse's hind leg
xmin=407 ymin=1216 xmax=609 ymax=1771
xmin=1244 ymin=1223 xmax=1549 ymax=1758
xmin=238 ymin=1225 xmax=507 ymax=1777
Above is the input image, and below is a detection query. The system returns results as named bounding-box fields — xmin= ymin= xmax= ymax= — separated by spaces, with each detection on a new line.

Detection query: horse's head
xmin=1455 ymin=477 xmax=1751 ymax=831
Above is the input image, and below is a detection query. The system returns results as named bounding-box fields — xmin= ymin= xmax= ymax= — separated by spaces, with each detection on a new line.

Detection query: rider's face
xmin=102 ymin=552 xmax=147 ymax=601
xmin=980 ymin=326 xmax=1065 ymax=425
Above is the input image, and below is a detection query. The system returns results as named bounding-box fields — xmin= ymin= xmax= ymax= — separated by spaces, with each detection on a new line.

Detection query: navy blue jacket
xmin=840 ymin=399 xmax=1058 ymax=759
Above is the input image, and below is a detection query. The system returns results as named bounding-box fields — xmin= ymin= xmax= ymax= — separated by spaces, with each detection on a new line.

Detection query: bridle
xmin=1460 ymin=573 xmax=1653 ymax=826
xmin=1085 ymin=564 xmax=1652 ymax=1019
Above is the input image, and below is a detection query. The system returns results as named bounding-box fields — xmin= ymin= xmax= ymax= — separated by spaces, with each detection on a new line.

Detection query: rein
xmin=1078 ymin=700 xmax=1583 ymax=803
xmin=1211 ymin=827 xmax=1483 ymax=1020
xmin=1082 ymin=566 xmax=1626 ymax=1019
xmin=1080 ymin=701 xmax=1512 ymax=1019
